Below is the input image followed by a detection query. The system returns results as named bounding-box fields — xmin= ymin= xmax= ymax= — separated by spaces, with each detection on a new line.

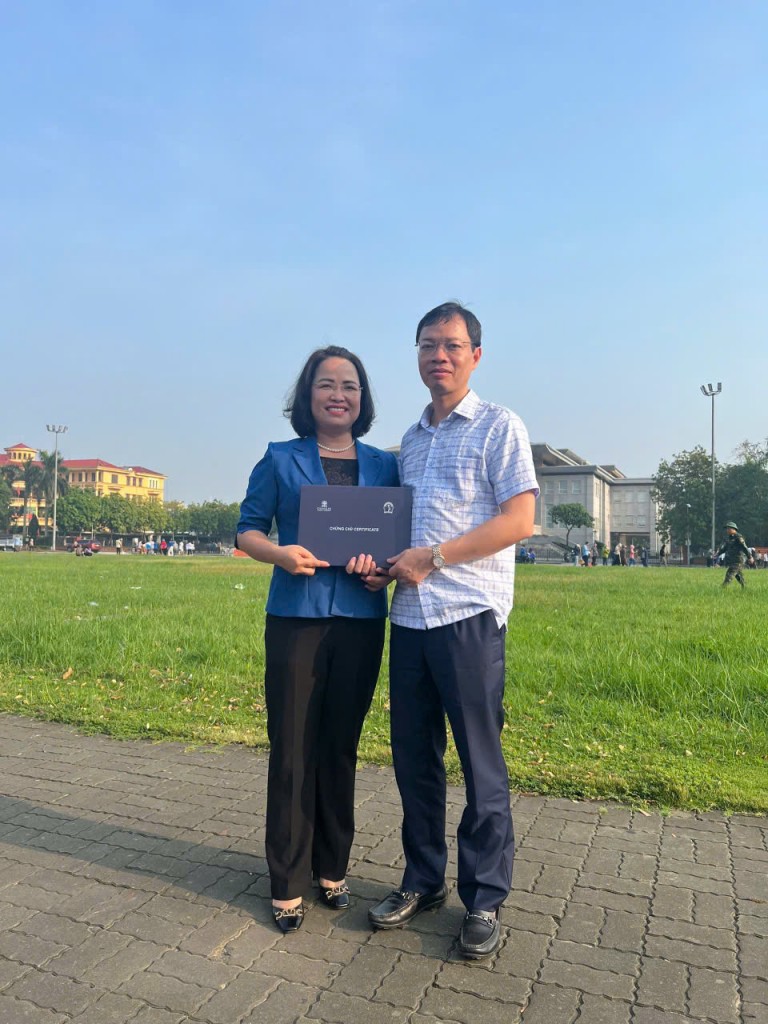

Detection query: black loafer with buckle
xmin=319 ymin=882 xmax=350 ymax=909
xmin=368 ymin=885 xmax=448 ymax=929
xmin=272 ymin=903 xmax=305 ymax=933
xmin=458 ymin=909 xmax=501 ymax=959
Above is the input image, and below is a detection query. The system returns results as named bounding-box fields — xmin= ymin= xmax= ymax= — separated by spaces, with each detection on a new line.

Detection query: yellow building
xmin=1 ymin=443 xmax=166 ymax=530
xmin=63 ymin=458 xmax=166 ymax=503
xmin=0 ymin=443 xmax=47 ymax=527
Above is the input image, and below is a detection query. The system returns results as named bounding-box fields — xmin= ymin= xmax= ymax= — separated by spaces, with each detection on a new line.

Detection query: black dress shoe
xmin=457 ymin=909 xmax=501 ymax=959
xmin=272 ymin=903 xmax=305 ymax=933
xmin=368 ymin=885 xmax=448 ymax=929
xmin=319 ymin=882 xmax=350 ymax=909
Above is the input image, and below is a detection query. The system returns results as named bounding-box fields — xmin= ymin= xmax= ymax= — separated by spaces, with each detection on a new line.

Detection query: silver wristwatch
xmin=431 ymin=544 xmax=446 ymax=570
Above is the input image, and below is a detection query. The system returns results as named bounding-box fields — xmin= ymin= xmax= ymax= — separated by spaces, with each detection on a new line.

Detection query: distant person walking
xmin=115 ymin=537 xmax=122 ymax=555
xmin=659 ymin=542 xmax=668 ymax=566
xmin=716 ymin=522 xmax=754 ymax=588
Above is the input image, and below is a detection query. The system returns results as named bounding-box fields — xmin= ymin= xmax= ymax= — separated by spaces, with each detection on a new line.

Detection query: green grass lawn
xmin=0 ymin=554 xmax=766 ymax=813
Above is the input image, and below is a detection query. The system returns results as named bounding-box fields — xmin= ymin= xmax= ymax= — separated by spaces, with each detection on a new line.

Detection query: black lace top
xmin=320 ymin=457 xmax=359 ymax=486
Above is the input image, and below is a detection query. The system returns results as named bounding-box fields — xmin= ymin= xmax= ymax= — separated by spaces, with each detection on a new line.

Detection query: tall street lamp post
xmin=46 ymin=424 xmax=68 ymax=552
xmin=685 ymin=503 xmax=691 ymax=566
xmin=700 ymin=383 xmax=721 ymax=560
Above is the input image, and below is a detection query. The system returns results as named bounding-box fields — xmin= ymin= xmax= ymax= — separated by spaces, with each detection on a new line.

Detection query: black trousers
xmin=264 ymin=614 xmax=385 ymax=899
xmin=390 ymin=610 xmax=513 ymax=912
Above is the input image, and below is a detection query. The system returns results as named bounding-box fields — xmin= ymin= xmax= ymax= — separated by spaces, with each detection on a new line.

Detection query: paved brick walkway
xmin=0 ymin=715 xmax=764 ymax=1024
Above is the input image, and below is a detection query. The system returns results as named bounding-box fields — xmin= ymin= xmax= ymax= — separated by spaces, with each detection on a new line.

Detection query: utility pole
xmin=699 ymin=383 xmax=721 ymax=559
xmin=46 ymin=424 xmax=68 ymax=552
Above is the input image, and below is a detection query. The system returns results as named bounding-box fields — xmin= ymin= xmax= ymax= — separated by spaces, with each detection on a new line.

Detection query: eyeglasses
xmin=416 ymin=340 xmax=473 ymax=355
xmin=312 ymin=382 xmax=363 ymax=395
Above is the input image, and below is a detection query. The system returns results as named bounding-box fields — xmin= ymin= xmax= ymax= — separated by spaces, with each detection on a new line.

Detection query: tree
xmin=19 ymin=461 xmax=45 ymax=541
xmin=651 ymin=446 xmax=715 ymax=552
xmin=0 ymin=477 xmax=13 ymax=531
xmin=37 ymin=449 xmax=69 ymax=535
xmin=0 ymin=463 xmax=22 ymax=531
xmin=187 ymin=500 xmax=240 ymax=541
xmin=131 ymin=498 xmax=168 ymax=535
xmin=0 ymin=463 xmax=22 ymax=489
xmin=100 ymin=493 xmax=137 ymax=535
xmin=717 ymin=443 xmax=768 ymax=545
xmin=56 ymin=489 xmax=102 ymax=536
xmin=164 ymin=500 xmax=190 ymax=536
xmin=549 ymin=503 xmax=594 ymax=547
xmin=732 ymin=438 xmax=768 ymax=466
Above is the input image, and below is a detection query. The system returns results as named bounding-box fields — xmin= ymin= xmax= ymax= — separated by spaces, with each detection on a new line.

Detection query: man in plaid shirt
xmin=366 ymin=302 xmax=539 ymax=959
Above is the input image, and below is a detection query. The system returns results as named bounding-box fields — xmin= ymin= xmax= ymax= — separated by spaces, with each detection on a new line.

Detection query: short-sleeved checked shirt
xmin=389 ymin=390 xmax=539 ymax=630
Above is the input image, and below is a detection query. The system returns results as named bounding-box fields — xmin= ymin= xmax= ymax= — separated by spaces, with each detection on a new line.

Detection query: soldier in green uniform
xmin=716 ymin=521 xmax=754 ymax=588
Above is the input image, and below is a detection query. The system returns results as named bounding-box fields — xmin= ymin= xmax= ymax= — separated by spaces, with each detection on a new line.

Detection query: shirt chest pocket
xmin=428 ymin=455 xmax=481 ymax=506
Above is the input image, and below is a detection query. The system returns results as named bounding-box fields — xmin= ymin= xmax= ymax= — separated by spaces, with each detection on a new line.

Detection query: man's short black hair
xmin=284 ymin=345 xmax=375 ymax=439
xmin=415 ymin=301 xmax=482 ymax=349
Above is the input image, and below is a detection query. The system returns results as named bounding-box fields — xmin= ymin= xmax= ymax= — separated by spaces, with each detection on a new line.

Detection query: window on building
xmin=91 ymin=472 xmax=96 ymax=482
xmin=558 ymin=481 xmax=567 ymax=493
xmin=111 ymin=474 xmax=118 ymax=484
xmin=78 ymin=472 xmax=83 ymax=482
xmin=638 ymin=517 xmax=646 ymax=527
xmin=98 ymin=472 xmax=103 ymax=482
xmin=571 ymin=481 xmax=581 ymax=494
xmin=544 ymin=481 xmax=553 ymax=493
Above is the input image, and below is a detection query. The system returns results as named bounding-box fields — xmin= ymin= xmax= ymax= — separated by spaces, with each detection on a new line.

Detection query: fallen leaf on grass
xmin=62 ymin=667 xmax=73 ymax=680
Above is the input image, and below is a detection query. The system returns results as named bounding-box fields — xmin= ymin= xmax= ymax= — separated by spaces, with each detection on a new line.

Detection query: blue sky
xmin=2 ymin=1 xmax=766 ymax=502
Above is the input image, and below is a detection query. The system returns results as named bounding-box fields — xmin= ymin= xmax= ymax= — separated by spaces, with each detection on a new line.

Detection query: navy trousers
xmin=389 ymin=610 xmax=514 ymax=911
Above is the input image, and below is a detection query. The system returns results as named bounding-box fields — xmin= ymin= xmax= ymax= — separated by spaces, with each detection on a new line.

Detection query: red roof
xmin=126 ymin=465 xmax=165 ymax=477
xmin=3 ymin=450 xmax=164 ymax=478
xmin=62 ymin=458 xmax=122 ymax=471
xmin=6 ymin=442 xmax=36 ymax=451
xmin=0 ymin=453 xmax=42 ymax=468
xmin=61 ymin=459 xmax=165 ymax=477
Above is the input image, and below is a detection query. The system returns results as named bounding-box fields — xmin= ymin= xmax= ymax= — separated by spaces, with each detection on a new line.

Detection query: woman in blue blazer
xmin=237 ymin=346 xmax=399 ymax=933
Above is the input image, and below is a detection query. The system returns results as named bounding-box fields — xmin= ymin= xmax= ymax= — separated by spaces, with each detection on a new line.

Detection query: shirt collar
xmin=418 ymin=389 xmax=480 ymax=431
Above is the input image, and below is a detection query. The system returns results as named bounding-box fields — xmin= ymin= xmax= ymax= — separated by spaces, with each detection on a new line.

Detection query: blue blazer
xmin=237 ymin=437 xmax=400 ymax=618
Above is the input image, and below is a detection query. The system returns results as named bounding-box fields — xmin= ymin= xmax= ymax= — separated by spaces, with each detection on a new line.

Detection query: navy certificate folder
xmin=298 ymin=485 xmax=412 ymax=566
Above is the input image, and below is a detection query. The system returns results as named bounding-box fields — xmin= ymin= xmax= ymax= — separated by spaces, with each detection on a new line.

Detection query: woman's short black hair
xmin=284 ymin=345 xmax=376 ymax=438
